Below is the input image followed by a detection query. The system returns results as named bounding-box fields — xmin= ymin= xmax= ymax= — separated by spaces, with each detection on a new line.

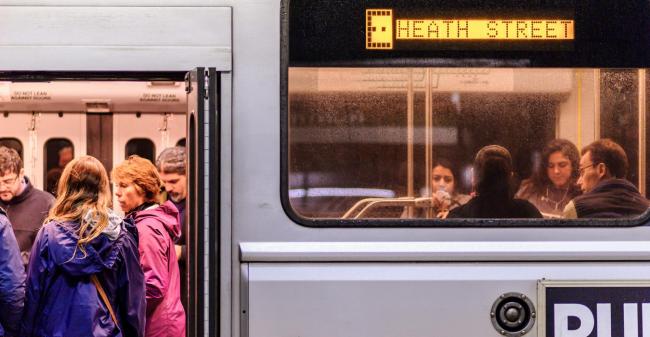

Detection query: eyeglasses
xmin=0 ymin=175 xmax=19 ymax=188
xmin=578 ymin=163 xmax=595 ymax=177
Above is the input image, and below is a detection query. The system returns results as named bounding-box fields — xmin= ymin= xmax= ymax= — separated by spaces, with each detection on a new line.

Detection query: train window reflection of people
xmin=424 ymin=159 xmax=470 ymax=218
xmin=45 ymin=143 xmax=74 ymax=196
xmin=447 ymin=145 xmax=542 ymax=219
xmin=112 ymin=155 xmax=186 ymax=337
xmin=563 ymin=139 xmax=649 ymax=218
xmin=515 ymin=139 xmax=582 ymax=218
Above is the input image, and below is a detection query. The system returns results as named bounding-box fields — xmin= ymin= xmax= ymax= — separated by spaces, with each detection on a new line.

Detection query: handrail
xmin=341 ymin=196 xmax=434 ymax=219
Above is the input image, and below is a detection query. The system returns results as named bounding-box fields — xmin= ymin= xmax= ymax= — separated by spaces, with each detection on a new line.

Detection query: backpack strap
xmin=91 ymin=274 xmax=119 ymax=327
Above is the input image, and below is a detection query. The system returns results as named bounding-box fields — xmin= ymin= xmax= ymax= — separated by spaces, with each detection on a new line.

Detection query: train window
xmin=0 ymin=138 xmax=23 ymax=159
xmin=286 ymin=68 xmax=650 ymax=223
xmin=126 ymin=138 xmax=156 ymax=162
xmin=44 ymin=139 xmax=74 ymax=196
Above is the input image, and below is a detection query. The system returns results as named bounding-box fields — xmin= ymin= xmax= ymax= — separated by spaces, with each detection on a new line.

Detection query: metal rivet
xmin=501 ymin=330 xmax=506 ymax=335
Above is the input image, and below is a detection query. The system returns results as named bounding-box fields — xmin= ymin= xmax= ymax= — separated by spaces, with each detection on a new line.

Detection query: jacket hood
xmin=131 ymin=201 xmax=181 ymax=241
xmin=47 ymin=211 xmax=136 ymax=276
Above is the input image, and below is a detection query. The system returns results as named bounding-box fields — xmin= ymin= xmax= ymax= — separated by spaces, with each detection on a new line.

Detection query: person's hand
xmin=432 ymin=189 xmax=452 ymax=211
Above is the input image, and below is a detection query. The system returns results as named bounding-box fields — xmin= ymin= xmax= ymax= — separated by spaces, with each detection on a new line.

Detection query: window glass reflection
xmin=44 ymin=139 xmax=74 ymax=196
xmin=126 ymin=138 xmax=156 ymax=162
xmin=287 ymin=68 xmax=649 ymax=221
xmin=0 ymin=138 xmax=23 ymax=160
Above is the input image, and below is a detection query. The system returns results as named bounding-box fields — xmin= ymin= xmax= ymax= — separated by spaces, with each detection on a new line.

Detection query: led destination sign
xmin=366 ymin=9 xmax=575 ymax=50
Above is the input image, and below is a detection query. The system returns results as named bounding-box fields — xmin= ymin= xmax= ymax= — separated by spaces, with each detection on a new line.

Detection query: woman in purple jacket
xmin=0 ymin=207 xmax=25 ymax=337
xmin=21 ymin=155 xmax=146 ymax=337
xmin=112 ymin=155 xmax=185 ymax=337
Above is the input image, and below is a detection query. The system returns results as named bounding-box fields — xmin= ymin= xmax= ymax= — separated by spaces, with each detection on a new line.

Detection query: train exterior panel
xmin=1 ymin=1 xmax=650 ymax=337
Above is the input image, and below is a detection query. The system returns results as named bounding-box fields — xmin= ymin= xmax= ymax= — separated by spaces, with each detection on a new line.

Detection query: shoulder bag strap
xmin=90 ymin=274 xmax=120 ymax=327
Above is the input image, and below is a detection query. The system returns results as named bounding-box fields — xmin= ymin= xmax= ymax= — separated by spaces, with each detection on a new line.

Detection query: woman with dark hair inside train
xmin=21 ymin=155 xmax=146 ymax=337
xmin=112 ymin=155 xmax=186 ymax=337
xmin=427 ymin=158 xmax=471 ymax=218
xmin=447 ymin=145 xmax=543 ymax=219
xmin=515 ymin=139 xmax=582 ymax=218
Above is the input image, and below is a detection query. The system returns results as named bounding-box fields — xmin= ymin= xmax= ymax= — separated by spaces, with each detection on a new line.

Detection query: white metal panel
xmin=0 ymin=8 xmax=226 ymax=46
xmin=240 ymin=241 xmax=650 ymax=262
xmin=247 ymin=262 xmax=650 ymax=337
xmin=0 ymin=81 xmax=186 ymax=112
xmin=0 ymin=6 xmax=232 ymax=71
xmin=0 ymin=0 xmax=223 ymax=5
xmin=112 ymin=112 xmax=186 ymax=166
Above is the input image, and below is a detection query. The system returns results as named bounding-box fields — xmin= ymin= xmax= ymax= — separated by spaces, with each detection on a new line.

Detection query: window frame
xmin=125 ymin=137 xmax=156 ymax=162
xmin=279 ymin=0 xmax=650 ymax=228
xmin=0 ymin=137 xmax=24 ymax=160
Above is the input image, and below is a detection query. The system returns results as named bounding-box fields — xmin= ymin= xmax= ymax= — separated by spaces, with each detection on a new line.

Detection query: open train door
xmin=186 ymin=68 xmax=220 ymax=337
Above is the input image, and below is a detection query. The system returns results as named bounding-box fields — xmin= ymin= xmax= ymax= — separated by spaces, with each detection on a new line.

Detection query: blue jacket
xmin=0 ymin=208 xmax=26 ymax=337
xmin=21 ymin=215 xmax=146 ymax=337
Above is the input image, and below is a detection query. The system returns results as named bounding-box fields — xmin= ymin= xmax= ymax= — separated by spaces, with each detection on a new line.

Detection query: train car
xmin=1 ymin=0 xmax=650 ymax=336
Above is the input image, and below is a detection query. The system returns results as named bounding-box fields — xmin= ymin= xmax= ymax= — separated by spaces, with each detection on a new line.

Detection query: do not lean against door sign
xmin=538 ymin=280 xmax=650 ymax=337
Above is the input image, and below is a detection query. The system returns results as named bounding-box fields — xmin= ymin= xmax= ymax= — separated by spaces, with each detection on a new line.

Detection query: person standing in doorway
xmin=0 ymin=146 xmax=54 ymax=267
xmin=21 ymin=156 xmax=146 ymax=337
xmin=156 ymin=146 xmax=188 ymax=308
xmin=113 ymin=155 xmax=186 ymax=337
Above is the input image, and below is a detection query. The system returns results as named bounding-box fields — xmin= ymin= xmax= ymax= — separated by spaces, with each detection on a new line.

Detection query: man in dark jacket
xmin=156 ymin=146 xmax=188 ymax=308
xmin=563 ymin=139 xmax=649 ymax=218
xmin=0 ymin=207 xmax=26 ymax=337
xmin=0 ymin=146 xmax=54 ymax=266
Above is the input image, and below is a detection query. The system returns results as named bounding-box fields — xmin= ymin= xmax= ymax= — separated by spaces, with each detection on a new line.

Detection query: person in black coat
xmin=563 ymin=139 xmax=648 ymax=218
xmin=448 ymin=145 xmax=542 ymax=219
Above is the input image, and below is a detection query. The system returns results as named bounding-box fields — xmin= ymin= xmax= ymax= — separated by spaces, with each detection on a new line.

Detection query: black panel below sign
xmin=285 ymin=0 xmax=650 ymax=67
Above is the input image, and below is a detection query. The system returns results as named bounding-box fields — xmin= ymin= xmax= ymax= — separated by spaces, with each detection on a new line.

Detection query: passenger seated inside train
xmin=563 ymin=139 xmax=649 ymax=218
xmin=403 ymin=159 xmax=471 ymax=219
xmin=447 ymin=145 xmax=543 ymax=219
xmin=515 ymin=139 xmax=582 ymax=218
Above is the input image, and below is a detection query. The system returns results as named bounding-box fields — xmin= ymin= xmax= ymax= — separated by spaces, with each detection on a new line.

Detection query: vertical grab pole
xmin=638 ymin=69 xmax=646 ymax=195
xmin=27 ymin=112 xmax=39 ymax=185
xmin=406 ymin=68 xmax=415 ymax=217
xmin=425 ymin=69 xmax=433 ymax=218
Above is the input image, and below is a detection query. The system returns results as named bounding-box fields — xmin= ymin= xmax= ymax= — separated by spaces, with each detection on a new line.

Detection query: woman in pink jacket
xmin=112 ymin=155 xmax=186 ymax=337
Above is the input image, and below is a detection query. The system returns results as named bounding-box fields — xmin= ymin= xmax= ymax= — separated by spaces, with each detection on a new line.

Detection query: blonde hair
xmin=46 ymin=156 xmax=112 ymax=252
xmin=112 ymin=155 xmax=163 ymax=203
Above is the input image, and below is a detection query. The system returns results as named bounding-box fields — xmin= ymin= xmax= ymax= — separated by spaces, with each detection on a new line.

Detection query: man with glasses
xmin=563 ymin=139 xmax=649 ymax=218
xmin=0 ymin=146 xmax=54 ymax=266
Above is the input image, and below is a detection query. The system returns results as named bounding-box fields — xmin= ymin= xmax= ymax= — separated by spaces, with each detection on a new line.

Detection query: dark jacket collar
xmin=5 ymin=176 xmax=33 ymax=205
xmin=574 ymin=178 xmax=649 ymax=218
